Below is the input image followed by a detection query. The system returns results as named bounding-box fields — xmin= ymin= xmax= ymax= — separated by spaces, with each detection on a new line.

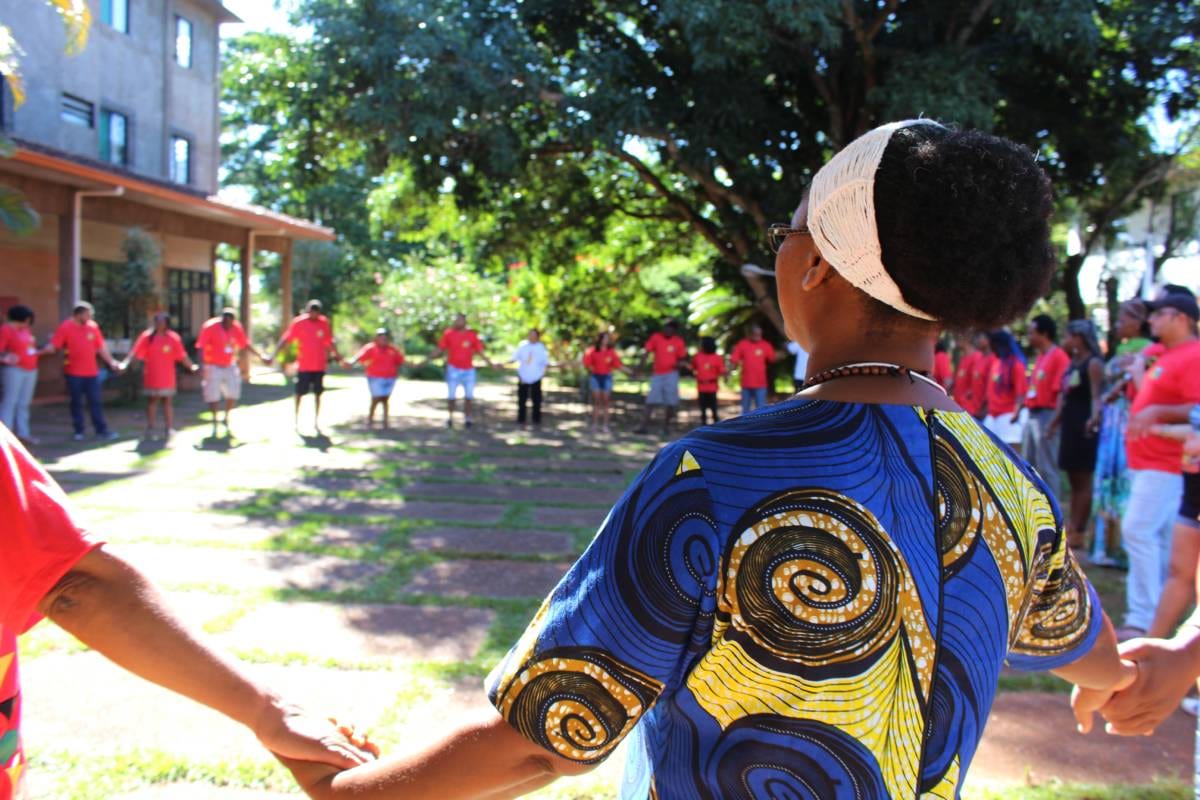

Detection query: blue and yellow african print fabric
xmin=487 ymin=400 xmax=1099 ymax=799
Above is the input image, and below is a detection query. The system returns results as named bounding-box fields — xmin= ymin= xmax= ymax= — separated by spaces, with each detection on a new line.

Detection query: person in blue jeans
xmin=41 ymin=303 xmax=123 ymax=441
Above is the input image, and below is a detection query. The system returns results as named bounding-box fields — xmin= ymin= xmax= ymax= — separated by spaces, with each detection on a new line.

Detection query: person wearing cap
xmin=511 ymin=328 xmax=550 ymax=427
xmin=1022 ymin=314 xmax=1071 ymax=498
xmin=40 ymin=302 xmax=123 ymax=442
xmin=195 ymin=308 xmax=270 ymax=439
xmin=118 ymin=312 xmax=199 ymax=441
xmin=0 ymin=305 xmax=43 ymax=445
xmin=274 ymin=121 xmax=1134 ymax=800
xmin=272 ymin=300 xmax=344 ymax=434
xmin=426 ymin=313 xmax=496 ymax=429
xmin=1116 ymin=290 xmax=1200 ymax=641
xmin=348 ymin=329 xmax=405 ymax=429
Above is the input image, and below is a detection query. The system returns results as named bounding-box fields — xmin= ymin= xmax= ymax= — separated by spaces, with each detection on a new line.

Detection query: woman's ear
xmin=800 ymin=258 xmax=833 ymax=292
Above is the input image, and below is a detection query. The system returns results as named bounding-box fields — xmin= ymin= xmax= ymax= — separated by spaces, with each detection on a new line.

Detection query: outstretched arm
xmin=280 ymin=704 xmax=590 ymax=800
xmin=1062 ymin=613 xmax=1139 ymax=732
xmin=40 ymin=546 xmax=372 ymax=769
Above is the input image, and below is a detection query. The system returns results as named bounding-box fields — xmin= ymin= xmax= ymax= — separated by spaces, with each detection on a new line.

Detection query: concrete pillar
xmin=280 ymin=238 xmax=294 ymax=326
xmin=239 ymin=236 xmax=253 ymax=377
xmin=58 ymin=205 xmax=79 ymax=321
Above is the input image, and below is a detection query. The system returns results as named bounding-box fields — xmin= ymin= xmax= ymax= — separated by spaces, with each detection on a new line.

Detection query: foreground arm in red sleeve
xmin=0 ymin=430 xmax=373 ymax=772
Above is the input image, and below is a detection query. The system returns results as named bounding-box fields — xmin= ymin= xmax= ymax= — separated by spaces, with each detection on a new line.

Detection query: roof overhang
xmin=2 ymin=140 xmax=334 ymax=244
xmin=193 ymin=0 xmax=242 ymax=25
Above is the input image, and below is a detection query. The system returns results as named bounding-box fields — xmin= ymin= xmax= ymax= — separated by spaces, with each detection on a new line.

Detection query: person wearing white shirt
xmin=787 ymin=341 xmax=809 ymax=393
xmin=512 ymin=329 xmax=550 ymax=426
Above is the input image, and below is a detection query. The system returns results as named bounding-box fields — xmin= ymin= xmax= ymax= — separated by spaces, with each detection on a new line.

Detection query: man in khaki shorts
xmin=195 ymin=308 xmax=269 ymax=437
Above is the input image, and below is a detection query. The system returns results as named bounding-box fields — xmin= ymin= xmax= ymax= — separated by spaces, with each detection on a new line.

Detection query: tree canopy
xmin=223 ymin=0 xmax=1199 ymax=338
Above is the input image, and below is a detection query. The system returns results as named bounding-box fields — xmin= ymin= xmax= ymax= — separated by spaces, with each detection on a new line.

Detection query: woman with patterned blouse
xmin=280 ymin=122 xmax=1136 ymax=799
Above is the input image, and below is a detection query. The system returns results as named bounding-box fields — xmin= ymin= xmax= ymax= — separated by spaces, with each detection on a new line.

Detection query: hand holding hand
xmin=1071 ymin=658 xmax=1138 ymax=734
xmin=1126 ymin=407 xmax=1159 ymax=439
xmin=190 ymin=363 xmax=201 ymax=374
xmin=1098 ymin=637 xmax=1199 ymax=736
xmin=1 ymin=353 xmax=17 ymax=366
xmin=254 ymin=701 xmax=377 ymax=770
xmin=1009 ymin=411 xmax=1021 ymax=425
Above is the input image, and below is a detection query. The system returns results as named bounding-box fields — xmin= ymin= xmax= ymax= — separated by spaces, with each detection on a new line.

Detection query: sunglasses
xmin=767 ymin=222 xmax=810 ymax=253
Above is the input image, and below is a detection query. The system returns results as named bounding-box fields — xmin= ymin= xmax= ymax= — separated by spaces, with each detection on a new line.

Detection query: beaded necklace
xmin=801 ymin=361 xmax=947 ymax=395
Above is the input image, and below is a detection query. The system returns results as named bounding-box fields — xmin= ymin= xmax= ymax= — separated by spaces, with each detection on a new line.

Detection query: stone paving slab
xmin=408 ymin=527 xmax=575 ymax=557
xmin=530 ymin=505 xmax=609 ymax=530
xmin=112 ymin=543 xmax=388 ymax=593
xmin=220 ymin=602 xmax=493 ymax=662
xmin=405 ymin=559 xmax=570 ymax=600
xmin=272 ymin=495 xmax=506 ymax=523
xmin=405 ymin=481 xmax=616 ymax=506
xmin=84 ymin=510 xmax=283 ymax=546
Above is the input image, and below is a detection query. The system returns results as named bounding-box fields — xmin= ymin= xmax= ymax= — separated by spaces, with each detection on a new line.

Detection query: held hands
xmin=1070 ymin=659 xmax=1139 ymax=734
xmin=266 ymin=713 xmax=380 ymax=799
xmin=1072 ymin=634 xmax=1200 ymax=737
xmin=254 ymin=701 xmax=378 ymax=769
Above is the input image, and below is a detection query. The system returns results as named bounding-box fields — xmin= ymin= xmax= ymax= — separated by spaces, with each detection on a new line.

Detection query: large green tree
xmin=228 ymin=0 xmax=1197 ymax=331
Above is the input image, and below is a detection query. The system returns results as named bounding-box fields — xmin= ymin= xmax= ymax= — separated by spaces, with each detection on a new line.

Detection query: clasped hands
xmin=1071 ymin=636 xmax=1198 ymax=737
xmin=257 ymin=701 xmax=380 ymax=794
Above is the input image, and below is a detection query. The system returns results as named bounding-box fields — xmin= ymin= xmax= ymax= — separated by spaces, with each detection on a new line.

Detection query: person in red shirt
xmin=349 ymin=328 xmax=406 ymax=430
xmin=691 ymin=336 xmax=726 ymax=424
xmin=0 ymin=426 xmax=375 ymax=799
xmin=195 ymin=308 xmax=270 ymax=439
xmin=951 ymin=334 xmax=982 ymax=416
xmin=1021 ymin=314 xmax=1072 ymax=498
xmin=1118 ymin=291 xmax=1200 ymax=639
xmin=730 ymin=324 xmax=778 ymax=414
xmin=41 ymin=302 xmax=123 ymax=441
xmin=272 ymin=300 xmax=344 ymax=434
xmin=119 ymin=312 xmax=199 ymax=441
xmin=635 ymin=319 xmax=689 ymax=435
xmin=582 ymin=331 xmax=629 ymax=434
xmin=982 ymin=329 xmax=1028 ymax=447
xmin=0 ymin=305 xmax=42 ymax=444
xmin=426 ymin=313 xmax=496 ymax=429
xmin=932 ymin=339 xmax=953 ymax=390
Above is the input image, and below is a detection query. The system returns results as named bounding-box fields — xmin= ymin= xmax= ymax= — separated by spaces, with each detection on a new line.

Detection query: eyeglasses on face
xmin=767 ymin=222 xmax=810 ymax=253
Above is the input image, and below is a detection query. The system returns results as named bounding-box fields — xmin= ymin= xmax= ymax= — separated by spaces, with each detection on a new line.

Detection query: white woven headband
xmin=807 ymin=119 xmax=945 ymax=321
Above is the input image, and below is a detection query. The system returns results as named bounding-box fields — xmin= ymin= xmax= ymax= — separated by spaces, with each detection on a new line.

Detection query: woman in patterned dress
xmin=278 ymin=122 xmax=1136 ymax=800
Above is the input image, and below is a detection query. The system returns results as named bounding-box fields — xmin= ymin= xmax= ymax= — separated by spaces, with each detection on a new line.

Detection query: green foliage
xmin=119 ymin=227 xmax=162 ymax=326
xmin=0 ymin=185 xmax=38 ymax=236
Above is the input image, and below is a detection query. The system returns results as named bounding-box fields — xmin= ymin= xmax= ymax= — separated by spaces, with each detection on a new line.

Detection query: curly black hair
xmin=870 ymin=125 xmax=1055 ymax=331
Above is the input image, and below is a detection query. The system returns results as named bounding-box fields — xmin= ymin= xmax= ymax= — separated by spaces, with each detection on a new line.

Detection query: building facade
xmin=0 ymin=0 xmax=331 ymax=395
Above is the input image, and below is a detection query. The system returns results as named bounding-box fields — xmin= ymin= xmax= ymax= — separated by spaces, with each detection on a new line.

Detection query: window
xmin=99 ymin=109 xmax=129 ymax=167
xmin=170 ymin=135 xmax=191 ymax=184
xmin=61 ymin=94 xmax=94 ymax=127
xmin=167 ymin=268 xmax=213 ymax=338
xmin=175 ymin=16 xmax=193 ymax=68
xmin=100 ymin=0 xmax=129 ymax=33
xmin=81 ymin=260 xmax=132 ymax=338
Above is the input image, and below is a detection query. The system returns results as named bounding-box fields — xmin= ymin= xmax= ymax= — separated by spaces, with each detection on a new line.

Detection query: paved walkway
xmin=16 ymin=372 xmax=1193 ymax=798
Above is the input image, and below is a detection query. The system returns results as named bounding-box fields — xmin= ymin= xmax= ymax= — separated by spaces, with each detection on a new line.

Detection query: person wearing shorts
xmin=582 ymin=332 xmax=626 ymax=433
xmin=350 ymin=328 xmax=405 ymax=429
xmin=195 ymin=308 xmax=269 ymax=438
xmin=636 ymin=319 xmax=687 ymax=435
xmin=120 ymin=312 xmax=198 ymax=441
xmin=272 ymin=300 xmax=343 ymax=434
xmin=429 ymin=313 xmax=495 ymax=429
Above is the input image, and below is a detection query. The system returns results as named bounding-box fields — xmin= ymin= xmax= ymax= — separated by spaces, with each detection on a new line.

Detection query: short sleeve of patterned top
xmin=487 ymin=399 xmax=1100 ymax=800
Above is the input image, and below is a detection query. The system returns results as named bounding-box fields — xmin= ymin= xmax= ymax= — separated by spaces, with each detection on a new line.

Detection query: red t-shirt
xmin=731 ymin=338 xmax=776 ymax=390
xmin=645 ymin=333 xmax=687 ymax=375
xmin=281 ymin=315 xmax=335 ymax=372
xmin=355 ymin=343 xmax=405 ymax=378
xmin=195 ymin=319 xmax=249 ymax=368
xmin=1025 ymin=346 xmax=1071 ymax=410
xmin=1127 ymin=340 xmax=1200 ymax=473
xmin=971 ymin=354 xmax=996 ymax=416
xmin=692 ymin=353 xmax=726 ymax=393
xmin=932 ymin=351 xmax=953 ymax=389
xmin=986 ymin=356 xmax=1028 ymax=416
xmin=0 ymin=427 xmax=102 ymax=798
xmin=438 ymin=328 xmax=484 ymax=370
xmin=583 ymin=347 xmax=622 ymax=376
xmin=0 ymin=325 xmax=38 ymax=371
xmin=50 ymin=319 xmax=104 ymax=378
xmin=952 ymin=351 xmax=982 ymax=415
xmin=131 ymin=330 xmax=188 ymax=390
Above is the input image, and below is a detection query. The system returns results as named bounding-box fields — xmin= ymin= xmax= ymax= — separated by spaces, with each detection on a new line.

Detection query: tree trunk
xmin=1104 ymin=276 xmax=1120 ymax=355
xmin=1063 ymin=254 xmax=1087 ymax=321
